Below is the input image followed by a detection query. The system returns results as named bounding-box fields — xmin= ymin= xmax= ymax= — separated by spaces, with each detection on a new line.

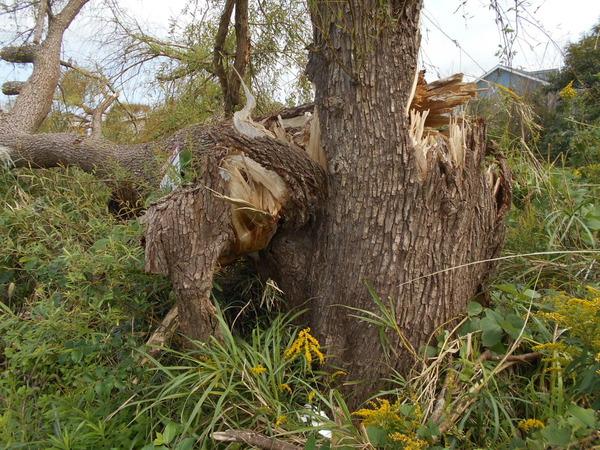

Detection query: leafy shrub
xmin=0 ymin=167 xmax=170 ymax=449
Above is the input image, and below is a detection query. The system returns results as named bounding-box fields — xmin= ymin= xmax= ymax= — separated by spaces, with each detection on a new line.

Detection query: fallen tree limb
xmin=212 ymin=430 xmax=303 ymax=450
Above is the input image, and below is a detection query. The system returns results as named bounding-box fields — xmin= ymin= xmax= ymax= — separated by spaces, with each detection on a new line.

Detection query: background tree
xmin=0 ymin=0 xmax=91 ymax=134
xmin=541 ymin=20 xmax=600 ymax=164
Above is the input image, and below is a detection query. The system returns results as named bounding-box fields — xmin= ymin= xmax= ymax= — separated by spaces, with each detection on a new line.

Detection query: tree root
xmin=141 ymin=305 xmax=180 ymax=363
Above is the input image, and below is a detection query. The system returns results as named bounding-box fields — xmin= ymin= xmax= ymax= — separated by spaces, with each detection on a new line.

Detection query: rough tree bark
xmin=0 ymin=0 xmax=511 ymax=406
xmin=260 ymin=0 xmax=511 ymax=402
xmin=213 ymin=0 xmax=250 ymax=117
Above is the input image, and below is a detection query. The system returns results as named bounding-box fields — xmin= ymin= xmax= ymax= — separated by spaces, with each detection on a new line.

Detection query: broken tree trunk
xmin=0 ymin=120 xmax=326 ymax=342
xmin=264 ymin=0 xmax=511 ymax=405
xmin=131 ymin=124 xmax=327 ymax=341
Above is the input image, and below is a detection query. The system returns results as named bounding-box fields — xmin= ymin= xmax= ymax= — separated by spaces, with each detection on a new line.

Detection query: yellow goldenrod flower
xmin=284 ymin=328 xmax=325 ymax=366
xmin=559 ymin=80 xmax=577 ymax=99
xmin=279 ymin=383 xmax=292 ymax=394
xmin=275 ymin=415 xmax=287 ymax=427
xmin=250 ymin=364 xmax=267 ymax=375
xmin=331 ymin=370 xmax=348 ymax=379
xmin=518 ymin=418 xmax=545 ymax=432
xmin=353 ymin=399 xmax=401 ymax=427
xmin=307 ymin=390 xmax=316 ymax=403
xmin=539 ymin=292 xmax=600 ymax=354
xmin=586 ymin=286 xmax=600 ymax=297
xmin=389 ymin=432 xmax=428 ymax=450
xmin=532 ymin=342 xmax=570 ymax=353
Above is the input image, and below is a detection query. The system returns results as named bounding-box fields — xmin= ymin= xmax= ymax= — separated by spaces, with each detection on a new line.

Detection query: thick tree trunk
xmin=263 ymin=0 xmax=510 ymax=403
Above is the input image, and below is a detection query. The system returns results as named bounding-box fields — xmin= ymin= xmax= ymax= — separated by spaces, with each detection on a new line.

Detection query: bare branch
xmin=32 ymin=0 xmax=49 ymax=44
xmin=227 ymin=0 xmax=250 ymax=113
xmin=213 ymin=0 xmax=235 ymax=114
xmin=82 ymin=92 xmax=118 ymax=139
xmin=143 ymin=305 xmax=180 ymax=361
xmin=51 ymin=0 xmax=89 ymax=31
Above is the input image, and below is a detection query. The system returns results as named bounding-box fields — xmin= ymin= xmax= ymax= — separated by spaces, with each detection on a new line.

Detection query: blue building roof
xmin=476 ymin=65 xmax=558 ymax=97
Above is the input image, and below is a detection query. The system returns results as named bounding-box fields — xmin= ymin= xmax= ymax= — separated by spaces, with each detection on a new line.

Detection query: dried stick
xmin=212 ymin=430 xmax=302 ymax=450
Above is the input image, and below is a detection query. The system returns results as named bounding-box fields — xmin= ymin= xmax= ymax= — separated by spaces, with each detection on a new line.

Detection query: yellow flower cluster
xmin=389 ymin=432 xmax=428 ymax=450
xmin=353 ymin=399 xmax=401 ymax=427
xmin=532 ymin=342 xmax=569 ymax=353
xmin=250 ymin=364 xmax=267 ymax=375
xmin=559 ymin=80 xmax=577 ymax=99
xmin=279 ymin=383 xmax=292 ymax=394
xmin=540 ymin=290 xmax=600 ymax=353
xmin=518 ymin=418 xmax=545 ymax=432
xmin=284 ymin=328 xmax=325 ymax=366
xmin=275 ymin=415 xmax=287 ymax=427
xmin=532 ymin=341 xmax=576 ymax=365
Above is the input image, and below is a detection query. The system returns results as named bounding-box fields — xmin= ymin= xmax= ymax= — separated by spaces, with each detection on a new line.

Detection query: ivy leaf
xmin=480 ymin=317 xmax=503 ymax=347
xmin=467 ymin=301 xmax=483 ymax=317
xmin=541 ymin=425 xmax=572 ymax=446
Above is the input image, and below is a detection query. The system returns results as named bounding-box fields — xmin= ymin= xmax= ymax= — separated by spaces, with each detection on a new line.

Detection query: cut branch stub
xmin=2 ymin=81 xmax=26 ymax=96
xmin=0 ymin=45 xmax=37 ymax=64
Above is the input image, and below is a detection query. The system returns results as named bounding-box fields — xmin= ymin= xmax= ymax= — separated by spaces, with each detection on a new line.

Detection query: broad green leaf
xmin=567 ymin=404 xmax=597 ymax=428
xmin=467 ymin=301 xmax=483 ymax=317
xmin=163 ymin=422 xmax=178 ymax=444
xmin=176 ymin=438 xmax=196 ymax=450
xmin=541 ymin=425 xmax=572 ymax=446
xmin=366 ymin=426 xmax=389 ymax=446
xmin=481 ymin=317 xmax=503 ymax=347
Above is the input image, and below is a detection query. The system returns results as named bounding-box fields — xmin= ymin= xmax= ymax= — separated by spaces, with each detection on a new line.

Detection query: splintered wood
xmin=218 ymin=154 xmax=288 ymax=255
xmin=408 ymin=71 xmax=478 ymax=179
xmin=411 ymin=71 xmax=477 ymax=129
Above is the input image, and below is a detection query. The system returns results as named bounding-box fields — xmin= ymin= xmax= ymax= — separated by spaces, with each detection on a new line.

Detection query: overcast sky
xmin=1 ymin=0 xmax=599 ymax=102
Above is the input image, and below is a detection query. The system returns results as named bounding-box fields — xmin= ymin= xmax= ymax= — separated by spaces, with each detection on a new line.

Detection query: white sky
xmin=421 ymin=0 xmax=600 ymax=79
xmin=1 ymin=0 xmax=599 ymax=103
